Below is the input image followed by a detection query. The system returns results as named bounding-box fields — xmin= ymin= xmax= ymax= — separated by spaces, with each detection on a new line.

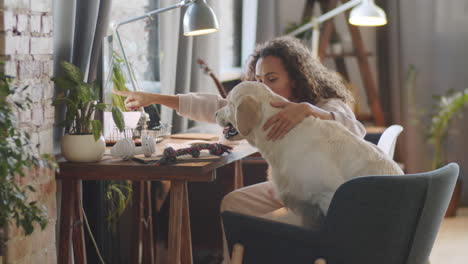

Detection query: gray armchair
xmin=222 ymin=163 xmax=459 ymax=264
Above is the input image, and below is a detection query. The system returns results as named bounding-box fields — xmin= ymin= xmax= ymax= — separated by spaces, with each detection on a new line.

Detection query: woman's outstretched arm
xmin=113 ymin=90 xmax=179 ymax=111
xmin=113 ymin=90 xmax=228 ymax=123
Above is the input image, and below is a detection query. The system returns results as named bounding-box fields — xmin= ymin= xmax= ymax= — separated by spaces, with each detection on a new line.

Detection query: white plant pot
xmin=61 ymin=134 xmax=106 ymax=162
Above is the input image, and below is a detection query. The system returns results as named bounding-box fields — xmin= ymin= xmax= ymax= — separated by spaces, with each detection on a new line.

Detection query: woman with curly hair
xmin=115 ymin=36 xmax=365 ymax=262
xmin=241 ymin=36 xmax=362 ymax=141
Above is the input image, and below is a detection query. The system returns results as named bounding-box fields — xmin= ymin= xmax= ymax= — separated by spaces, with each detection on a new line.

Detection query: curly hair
xmin=243 ymin=36 xmax=354 ymax=105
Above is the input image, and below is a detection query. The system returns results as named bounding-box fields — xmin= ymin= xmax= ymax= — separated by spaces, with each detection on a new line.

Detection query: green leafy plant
xmin=112 ymin=52 xmax=131 ymax=112
xmin=428 ymin=88 xmax=468 ymax=169
xmin=105 ymin=181 xmax=132 ymax=233
xmin=0 ymin=69 xmax=57 ymax=247
xmin=53 ymin=61 xmax=125 ymax=140
xmin=111 ymin=52 xmax=161 ymax=122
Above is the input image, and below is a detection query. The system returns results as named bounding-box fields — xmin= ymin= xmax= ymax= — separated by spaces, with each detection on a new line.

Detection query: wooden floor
xmin=430 ymin=207 xmax=468 ymax=264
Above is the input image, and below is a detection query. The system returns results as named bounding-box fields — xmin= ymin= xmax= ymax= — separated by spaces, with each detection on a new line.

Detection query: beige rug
xmin=430 ymin=207 xmax=468 ymax=264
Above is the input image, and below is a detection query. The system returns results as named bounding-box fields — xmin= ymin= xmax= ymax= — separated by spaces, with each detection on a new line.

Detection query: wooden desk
xmin=57 ymin=139 xmax=256 ymax=264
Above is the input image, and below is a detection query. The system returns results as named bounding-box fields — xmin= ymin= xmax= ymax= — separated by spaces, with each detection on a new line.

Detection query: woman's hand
xmin=263 ymin=101 xmax=334 ymax=141
xmin=113 ymin=90 xmax=158 ymax=111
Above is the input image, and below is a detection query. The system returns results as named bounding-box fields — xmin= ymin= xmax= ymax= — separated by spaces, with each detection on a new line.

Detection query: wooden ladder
xmin=303 ymin=0 xmax=386 ymax=126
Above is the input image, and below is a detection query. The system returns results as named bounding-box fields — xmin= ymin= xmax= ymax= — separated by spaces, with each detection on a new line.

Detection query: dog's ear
xmin=235 ymin=95 xmax=261 ymax=136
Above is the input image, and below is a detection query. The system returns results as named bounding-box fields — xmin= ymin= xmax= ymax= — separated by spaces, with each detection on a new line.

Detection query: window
xmin=103 ymin=0 xmax=161 ymax=129
xmin=218 ymin=0 xmax=258 ymax=82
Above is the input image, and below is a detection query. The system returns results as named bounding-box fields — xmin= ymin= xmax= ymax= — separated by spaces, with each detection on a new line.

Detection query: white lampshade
xmin=183 ymin=0 xmax=219 ymax=36
xmin=349 ymin=0 xmax=387 ymax=26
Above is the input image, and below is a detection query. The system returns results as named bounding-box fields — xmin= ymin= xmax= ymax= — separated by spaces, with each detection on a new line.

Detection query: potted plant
xmin=0 ymin=70 xmax=56 ymax=256
xmin=53 ymin=61 xmax=125 ymax=162
xmin=428 ymin=88 xmax=468 ymax=216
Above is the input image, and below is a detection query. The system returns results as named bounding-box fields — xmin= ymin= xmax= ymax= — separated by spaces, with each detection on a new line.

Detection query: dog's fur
xmin=215 ymin=82 xmax=403 ymax=225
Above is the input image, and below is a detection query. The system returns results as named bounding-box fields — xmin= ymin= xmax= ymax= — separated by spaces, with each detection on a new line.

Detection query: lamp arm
xmin=113 ymin=0 xmax=192 ymax=92
xmin=287 ymin=0 xmax=362 ymax=37
xmin=316 ymin=0 xmax=362 ymax=24
xmin=115 ymin=0 xmax=190 ymax=29
xmin=114 ymin=29 xmax=138 ymax=92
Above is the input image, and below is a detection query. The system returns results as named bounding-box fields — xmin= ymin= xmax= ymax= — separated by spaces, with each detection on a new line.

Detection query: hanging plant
xmin=104 ymin=180 xmax=132 ymax=233
xmin=111 ymin=51 xmax=162 ymax=123
xmin=111 ymin=52 xmax=132 ymax=112
xmin=428 ymin=88 xmax=468 ymax=169
xmin=0 ymin=68 xmax=57 ymax=249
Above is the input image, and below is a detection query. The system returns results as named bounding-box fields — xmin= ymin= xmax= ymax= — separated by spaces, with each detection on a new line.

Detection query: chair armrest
xmin=222 ymin=211 xmax=326 ymax=264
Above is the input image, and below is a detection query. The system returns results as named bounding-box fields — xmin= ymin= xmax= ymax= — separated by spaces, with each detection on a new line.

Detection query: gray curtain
xmin=381 ymin=0 xmax=468 ymax=204
xmin=160 ymin=0 xmax=220 ymax=133
xmin=53 ymin=1 xmax=113 ymax=263
xmin=54 ymin=0 xmax=112 ymax=81
xmin=256 ymin=0 xmax=281 ymax=44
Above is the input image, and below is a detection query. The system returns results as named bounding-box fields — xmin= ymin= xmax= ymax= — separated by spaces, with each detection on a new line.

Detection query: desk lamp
xmin=287 ymin=0 xmax=387 ymax=57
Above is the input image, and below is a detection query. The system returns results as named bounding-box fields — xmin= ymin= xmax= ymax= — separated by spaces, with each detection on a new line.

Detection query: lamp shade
xmin=183 ymin=0 xmax=219 ymax=36
xmin=349 ymin=0 xmax=387 ymax=26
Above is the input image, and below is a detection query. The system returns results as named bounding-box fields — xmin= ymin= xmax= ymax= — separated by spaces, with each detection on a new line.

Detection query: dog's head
xmin=216 ymin=81 xmax=280 ymax=141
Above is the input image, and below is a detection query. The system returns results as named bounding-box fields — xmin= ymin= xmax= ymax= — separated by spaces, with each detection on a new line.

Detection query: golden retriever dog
xmin=215 ymin=81 xmax=403 ymax=226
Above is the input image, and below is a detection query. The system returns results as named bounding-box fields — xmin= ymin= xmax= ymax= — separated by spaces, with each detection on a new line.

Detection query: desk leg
xmin=168 ymin=181 xmax=193 ymax=264
xmin=222 ymin=161 xmax=245 ymax=195
xmin=181 ymin=182 xmax=193 ymax=264
xmin=234 ymin=160 xmax=244 ymax=189
xmin=132 ymin=181 xmax=144 ymax=264
xmin=58 ymin=180 xmax=74 ymax=264
xmin=142 ymin=181 xmax=155 ymax=264
xmin=72 ymin=180 xmax=87 ymax=264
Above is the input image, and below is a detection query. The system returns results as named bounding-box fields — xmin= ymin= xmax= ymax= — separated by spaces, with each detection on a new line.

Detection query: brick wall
xmin=0 ymin=0 xmax=56 ymax=263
